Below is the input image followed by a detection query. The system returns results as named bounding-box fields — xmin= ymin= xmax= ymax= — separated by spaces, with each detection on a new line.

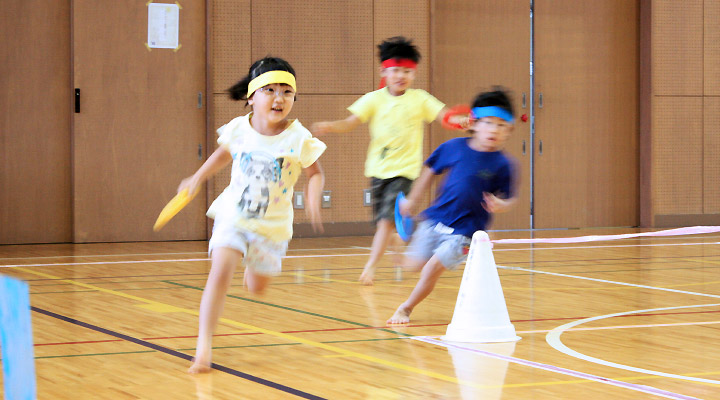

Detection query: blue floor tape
xmin=0 ymin=275 xmax=37 ymax=400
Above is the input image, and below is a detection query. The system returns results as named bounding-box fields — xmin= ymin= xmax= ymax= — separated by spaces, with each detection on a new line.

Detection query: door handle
xmin=75 ymin=88 xmax=81 ymax=113
xmin=538 ymin=92 xmax=543 ymax=109
xmin=522 ymin=92 xmax=526 ymax=109
xmin=539 ymin=140 xmax=543 ymax=155
xmin=522 ymin=140 xmax=526 ymax=155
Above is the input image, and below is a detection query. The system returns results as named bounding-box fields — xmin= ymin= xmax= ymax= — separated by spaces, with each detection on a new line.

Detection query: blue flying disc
xmin=395 ymin=192 xmax=414 ymax=242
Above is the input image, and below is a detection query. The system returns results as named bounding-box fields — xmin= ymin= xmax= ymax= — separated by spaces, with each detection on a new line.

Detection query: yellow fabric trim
xmin=247 ymin=71 xmax=296 ymax=97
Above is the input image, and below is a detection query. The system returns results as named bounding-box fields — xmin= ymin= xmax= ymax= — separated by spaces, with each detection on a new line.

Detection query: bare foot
xmin=188 ymin=358 xmax=212 ymax=374
xmin=359 ymin=266 xmax=376 ymax=285
xmin=386 ymin=306 xmax=411 ymax=324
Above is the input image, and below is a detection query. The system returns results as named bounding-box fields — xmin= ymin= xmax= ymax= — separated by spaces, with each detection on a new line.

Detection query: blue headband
xmin=471 ymin=106 xmax=514 ymax=123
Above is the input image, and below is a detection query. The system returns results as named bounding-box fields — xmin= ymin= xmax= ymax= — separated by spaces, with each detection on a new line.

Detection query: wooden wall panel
xmin=210 ymin=94 xmax=240 ymax=200
xmin=534 ymin=0 xmax=638 ymax=228
xmin=292 ymin=95 xmax=373 ymax=224
xmin=251 ymin=0 xmax=373 ymax=94
xmin=432 ymin=0 xmax=531 ymax=230
xmin=212 ymin=0 xmax=250 ymax=94
xmin=704 ymin=97 xmax=720 ymax=213
xmin=652 ymin=0 xmax=703 ymax=96
xmin=0 ymin=1 xmax=72 ymax=244
xmin=374 ymin=0 xmax=430 ymax=90
xmin=705 ymin=0 xmax=720 ymax=95
xmin=652 ymin=97 xmax=703 ymax=215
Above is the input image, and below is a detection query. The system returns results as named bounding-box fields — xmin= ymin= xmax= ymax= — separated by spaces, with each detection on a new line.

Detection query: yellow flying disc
xmin=153 ymin=189 xmax=198 ymax=231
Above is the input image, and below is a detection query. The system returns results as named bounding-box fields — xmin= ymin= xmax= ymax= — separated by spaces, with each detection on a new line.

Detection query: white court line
xmin=517 ymin=320 xmax=720 ymax=335
xmin=545 ymin=304 xmax=720 ymax=386
xmin=502 ymin=264 xmax=720 ymax=385
xmin=498 ymin=265 xmax=720 ymax=300
xmin=3 ymin=240 xmax=719 ymax=270
xmin=492 ymin=240 xmax=720 ymax=252
xmin=0 ymin=247 xmax=369 ymax=261
xmin=0 ymin=252 xmax=207 ymax=261
xmin=411 ymin=336 xmax=701 ymax=399
xmin=0 ymin=253 xmax=380 ymax=269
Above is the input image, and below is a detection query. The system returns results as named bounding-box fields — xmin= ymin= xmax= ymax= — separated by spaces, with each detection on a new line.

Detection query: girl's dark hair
xmin=228 ymin=56 xmax=296 ymax=102
xmin=471 ymin=86 xmax=515 ymax=118
xmin=378 ymin=36 xmax=420 ymax=63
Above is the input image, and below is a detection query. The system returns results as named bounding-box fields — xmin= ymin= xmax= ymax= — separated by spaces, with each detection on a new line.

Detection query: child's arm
xmin=310 ymin=115 xmax=363 ymax=136
xmin=399 ymin=166 xmax=436 ymax=217
xmin=303 ymin=161 xmax=325 ymax=232
xmin=436 ymin=107 xmax=471 ymax=130
xmin=178 ymin=147 xmax=233 ymax=196
xmin=483 ymin=160 xmax=519 ymax=213
xmin=482 ymin=192 xmax=517 ymax=213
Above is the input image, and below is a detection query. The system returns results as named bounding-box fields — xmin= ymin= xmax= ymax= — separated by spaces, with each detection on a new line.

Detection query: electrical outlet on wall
xmin=322 ymin=191 xmax=331 ymax=208
xmin=294 ymin=191 xmax=304 ymax=209
xmin=363 ymin=189 xmax=372 ymax=206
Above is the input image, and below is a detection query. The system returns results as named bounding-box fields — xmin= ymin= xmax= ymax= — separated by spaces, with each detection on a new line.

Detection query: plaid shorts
xmin=406 ymin=220 xmax=472 ymax=270
xmin=370 ymin=176 xmax=413 ymax=223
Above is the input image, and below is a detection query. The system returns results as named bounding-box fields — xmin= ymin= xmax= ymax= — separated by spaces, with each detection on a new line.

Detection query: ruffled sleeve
xmin=299 ymin=136 xmax=327 ymax=168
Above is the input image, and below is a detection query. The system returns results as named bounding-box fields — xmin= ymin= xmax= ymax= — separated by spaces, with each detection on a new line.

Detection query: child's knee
xmin=245 ymin=272 xmax=271 ymax=294
xmin=402 ymin=257 xmax=426 ymax=272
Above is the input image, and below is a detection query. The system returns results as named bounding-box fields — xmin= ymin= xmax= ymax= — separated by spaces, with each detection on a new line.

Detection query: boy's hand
xmin=399 ymin=197 xmax=418 ymax=217
xmin=482 ymin=192 xmax=515 ymax=213
xmin=310 ymin=122 xmax=332 ymax=136
xmin=447 ymin=114 xmax=470 ymax=130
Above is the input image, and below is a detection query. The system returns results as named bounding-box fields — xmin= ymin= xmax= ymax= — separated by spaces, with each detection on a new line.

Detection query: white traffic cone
xmin=441 ymin=231 xmax=520 ymax=343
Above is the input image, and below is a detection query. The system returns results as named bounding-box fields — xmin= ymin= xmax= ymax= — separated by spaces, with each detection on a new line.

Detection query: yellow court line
xmin=289 ymin=271 xmax=458 ymax=289
xmin=23 ymin=266 xmax=716 ymax=390
xmin=16 ymin=267 xmax=486 ymax=389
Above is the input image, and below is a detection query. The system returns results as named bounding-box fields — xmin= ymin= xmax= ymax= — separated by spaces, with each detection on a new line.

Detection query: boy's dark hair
xmin=228 ymin=56 xmax=296 ymax=103
xmin=471 ymin=86 xmax=515 ymax=118
xmin=378 ymin=36 xmax=420 ymax=63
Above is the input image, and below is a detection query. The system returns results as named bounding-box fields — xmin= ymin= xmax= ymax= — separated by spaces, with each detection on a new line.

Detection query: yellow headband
xmin=247 ymin=70 xmax=297 ymax=98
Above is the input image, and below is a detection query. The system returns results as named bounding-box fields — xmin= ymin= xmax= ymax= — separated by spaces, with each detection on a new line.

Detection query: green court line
xmin=181 ymin=337 xmax=404 ymax=351
xmin=30 ymin=337 xmax=403 ymax=360
xmin=163 ymin=280 xmax=412 ymax=337
xmin=36 ymin=350 xmax=154 ymax=359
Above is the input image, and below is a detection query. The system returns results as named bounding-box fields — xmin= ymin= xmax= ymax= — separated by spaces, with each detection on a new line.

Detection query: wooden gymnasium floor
xmin=1 ymin=228 xmax=720 ymax=399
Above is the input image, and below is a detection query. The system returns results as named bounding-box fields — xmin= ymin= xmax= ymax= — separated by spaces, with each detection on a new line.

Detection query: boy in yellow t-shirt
xmin=312 ymin=36 xmax=450 ymax=285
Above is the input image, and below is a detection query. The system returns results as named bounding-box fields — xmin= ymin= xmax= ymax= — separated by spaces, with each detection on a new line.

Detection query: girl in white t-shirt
xmin=178 ymin=57 xmax=326 ymax=373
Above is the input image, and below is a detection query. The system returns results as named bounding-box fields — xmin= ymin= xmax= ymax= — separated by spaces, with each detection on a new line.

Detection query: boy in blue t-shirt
xmin=387 ymin=88 xmax=518 ymax=324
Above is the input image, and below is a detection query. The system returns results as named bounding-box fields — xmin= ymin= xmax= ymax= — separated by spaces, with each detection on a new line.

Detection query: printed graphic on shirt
xmin=233 ymin=151 xmax=284 ymax=219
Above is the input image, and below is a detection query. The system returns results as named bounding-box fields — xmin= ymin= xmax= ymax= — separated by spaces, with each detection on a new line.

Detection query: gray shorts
xmin=371 ymin=177 xmax=413 ymax=223
xmin=208 ymin=220 xmax=288 ymax=276
xmin=406 ymin=220 xmax=471 ymax=270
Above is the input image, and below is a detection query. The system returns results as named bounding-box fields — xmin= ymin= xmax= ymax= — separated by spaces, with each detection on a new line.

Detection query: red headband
xmin=381 ymin=59 xmax=418 ymax=69
xmin=378 ymin=59 xmax=417 ymax=89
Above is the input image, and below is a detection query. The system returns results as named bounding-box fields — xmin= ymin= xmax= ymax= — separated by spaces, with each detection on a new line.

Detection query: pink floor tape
xmin=488 ymin=226 xmax=720 ymax=245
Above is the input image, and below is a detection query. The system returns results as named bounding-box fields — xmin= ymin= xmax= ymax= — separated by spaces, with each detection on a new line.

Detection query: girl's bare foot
xmin=188 ymin=357 xmax=212 ymax=374
xmin=386 ymin=306 xmax=411 ymax=324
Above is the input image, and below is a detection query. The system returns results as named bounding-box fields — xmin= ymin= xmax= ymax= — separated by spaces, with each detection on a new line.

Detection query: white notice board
xmin=148 ymin=3 xmax=180 ymax=49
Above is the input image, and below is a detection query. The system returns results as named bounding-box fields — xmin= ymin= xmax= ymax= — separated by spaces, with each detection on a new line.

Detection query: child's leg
xmin=359 ymin=218 xmax=394 ymax=285
xmin=188 ymin=247 xmax=242 ymax=374
xmin=243 ymin=267 xmax=271 ymax=294
xmin=387 ymin=255 xmax=446 ymax=324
